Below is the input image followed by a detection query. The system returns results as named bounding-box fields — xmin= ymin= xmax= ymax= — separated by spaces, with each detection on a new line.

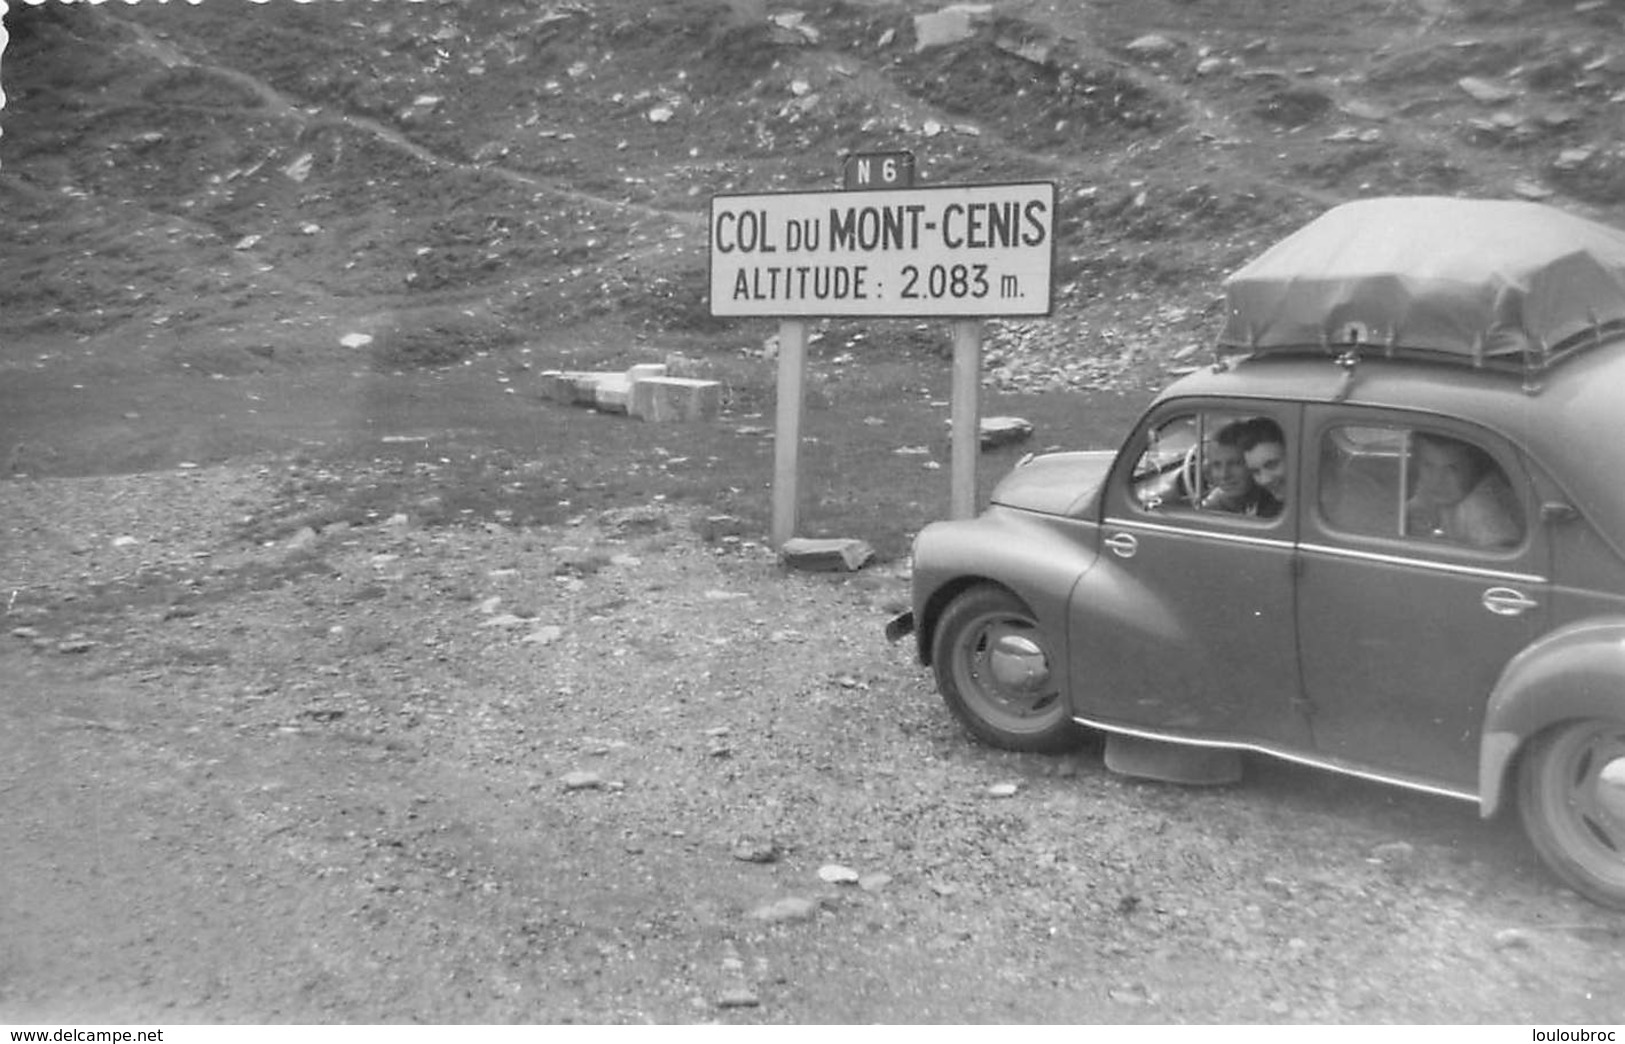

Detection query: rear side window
xmin=1318 ymin=425 xmax=1524 ymax=549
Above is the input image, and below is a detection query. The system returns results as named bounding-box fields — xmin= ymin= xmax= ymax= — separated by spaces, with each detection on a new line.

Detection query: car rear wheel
xmin=931 ymin=584 xmax=1079 ymax=753
xmin=1516 ymin=718 xmax=1625 ymax=910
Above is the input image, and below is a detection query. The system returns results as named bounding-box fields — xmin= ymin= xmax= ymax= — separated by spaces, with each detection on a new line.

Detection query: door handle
xmin=1104 ymin=532 xmax=1138 ymax=559
xmin=1482 ymin=586 xmax=1538 ymax=616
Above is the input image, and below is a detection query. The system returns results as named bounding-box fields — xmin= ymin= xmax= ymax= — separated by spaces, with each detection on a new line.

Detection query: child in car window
xmin=1201 ymin=419 xmax=1278 ymax=517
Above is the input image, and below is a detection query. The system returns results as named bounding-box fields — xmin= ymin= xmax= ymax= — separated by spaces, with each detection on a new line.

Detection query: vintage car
xmin=889 ymin=196 xmax=1625 ymax=909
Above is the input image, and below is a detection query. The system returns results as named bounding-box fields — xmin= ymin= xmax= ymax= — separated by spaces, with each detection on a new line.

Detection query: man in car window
xmin=1201 ymin=419 xmax=1277 ymax=517
xmin=1405 ymin=433 xmax=1523 ymax=548
xmin=1237 ymin=417 xmax=1287 ymax=518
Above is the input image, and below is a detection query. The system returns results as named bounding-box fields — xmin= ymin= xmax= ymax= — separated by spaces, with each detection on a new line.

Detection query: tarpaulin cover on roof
xmin=1217 ymin=196 xmax=1625 ymax=368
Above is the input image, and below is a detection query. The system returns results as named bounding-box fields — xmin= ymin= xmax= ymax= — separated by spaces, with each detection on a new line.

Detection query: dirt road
xmin=4 ymin=403 xmax=1624 ymax=1024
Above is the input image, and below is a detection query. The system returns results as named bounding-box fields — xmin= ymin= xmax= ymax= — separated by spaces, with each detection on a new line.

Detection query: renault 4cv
xmin=889 ymin=196 xmax=1625 ymax=908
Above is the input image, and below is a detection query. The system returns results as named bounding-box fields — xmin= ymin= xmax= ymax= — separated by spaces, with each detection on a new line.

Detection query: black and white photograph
xmin=3 ymin=0 xmax=1624 ymax=1027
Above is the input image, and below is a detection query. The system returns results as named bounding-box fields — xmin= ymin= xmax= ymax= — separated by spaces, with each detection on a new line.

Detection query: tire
xmin=930 ymin=584 xmax=1079 ymax=753
xmin=1516 ymin=718 xmax=1625 ymax=910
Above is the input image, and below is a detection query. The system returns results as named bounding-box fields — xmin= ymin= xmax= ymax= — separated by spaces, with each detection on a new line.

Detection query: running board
xmin=1073 ymin=715 xmax=1479 ymax=805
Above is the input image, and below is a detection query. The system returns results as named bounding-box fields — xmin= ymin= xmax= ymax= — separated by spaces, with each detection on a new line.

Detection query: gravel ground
xmin=5 ymin=459 xmax=1625 ymax=1024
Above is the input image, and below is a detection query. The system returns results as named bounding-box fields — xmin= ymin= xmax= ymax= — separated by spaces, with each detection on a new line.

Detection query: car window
xmin=1131 ymin=410 xmax=1287 ymax=520
xmin=1317 ymin=425 xmax=1525 ymax=549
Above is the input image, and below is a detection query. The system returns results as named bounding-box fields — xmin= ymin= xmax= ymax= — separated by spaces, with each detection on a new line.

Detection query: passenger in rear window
xmin=1404 ymin=433 xmax=1523 ymax=548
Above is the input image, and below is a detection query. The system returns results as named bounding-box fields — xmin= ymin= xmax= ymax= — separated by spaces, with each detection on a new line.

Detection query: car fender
xmin=1478 ymin=615 xmax=1625 ymax=815
xmin=911 ymin=508 xmax=1098 ymax=670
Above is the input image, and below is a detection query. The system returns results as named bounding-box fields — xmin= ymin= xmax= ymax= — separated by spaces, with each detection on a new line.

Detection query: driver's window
xmin=1131 ymin=411 xmax=1286 ymax=520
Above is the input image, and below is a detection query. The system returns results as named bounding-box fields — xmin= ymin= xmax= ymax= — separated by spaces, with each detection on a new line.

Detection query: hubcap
xmin=988 ymin=633 xmax=1050 ymax=691
xmin=957 ymin=617 xmax=1060 ymax=725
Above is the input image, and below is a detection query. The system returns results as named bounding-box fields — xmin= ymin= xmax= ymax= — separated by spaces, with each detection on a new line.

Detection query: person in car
xmin=1200 ymin=420 xmax=1277 ymax=516
xmin=1237 ymin=417 xmax=1287 ymax=518
xmin=1405 ymin=432 xmax=1523 ymax=548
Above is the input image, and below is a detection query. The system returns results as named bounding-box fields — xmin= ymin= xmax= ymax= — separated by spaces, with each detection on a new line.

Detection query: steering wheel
xmin=1180 ymin=444 xmax=1204 ymax=508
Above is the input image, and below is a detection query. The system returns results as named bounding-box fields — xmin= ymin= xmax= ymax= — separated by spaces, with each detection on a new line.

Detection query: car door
xmin=1068 ymin=401 xmax=1314 ymax=750
xmin=1297 ymin=408 xmax=1551 ymax=791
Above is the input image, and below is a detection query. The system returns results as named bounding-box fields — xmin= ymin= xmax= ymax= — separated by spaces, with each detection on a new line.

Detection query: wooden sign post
xmin=949 ymin=319 xmax=983 ymax=520
xmin=771 ymin=318 xmax=808 ymax=547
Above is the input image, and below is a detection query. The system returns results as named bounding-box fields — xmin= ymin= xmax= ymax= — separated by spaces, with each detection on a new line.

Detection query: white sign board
xmin=709 ymin=182 xmax=1056 ymax=318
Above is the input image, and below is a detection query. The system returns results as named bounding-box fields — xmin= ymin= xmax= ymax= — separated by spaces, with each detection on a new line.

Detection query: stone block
xmin=780 ymin=537 xmax=874 ymax=572
xmin=539 ymin=370 xmax=608 ymax=406
xmin=626 ymin=362 xmax=668 ymax=383
xmin=979 ymin=415 xmax=1034 ymax=449
xmin=629 ymin=376 xmax=722 ymax=422
xmin=594 ymin=373 xmax=632 ymax=414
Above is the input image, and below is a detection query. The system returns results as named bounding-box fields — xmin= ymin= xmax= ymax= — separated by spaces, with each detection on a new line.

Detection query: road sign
xmin=843 ymin=151 xmax=914 ymax=190
xmin=709 ymin=181 xmax=1056 ymax=319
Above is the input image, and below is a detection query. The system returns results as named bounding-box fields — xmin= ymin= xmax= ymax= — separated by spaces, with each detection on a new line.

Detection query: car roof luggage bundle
xmin=1217 ymin=196 xmax=1625 ymax=373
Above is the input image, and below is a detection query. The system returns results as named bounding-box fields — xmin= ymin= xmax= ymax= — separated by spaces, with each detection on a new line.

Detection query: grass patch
xmin=241 ymin=344 xmax=1152 ymax=563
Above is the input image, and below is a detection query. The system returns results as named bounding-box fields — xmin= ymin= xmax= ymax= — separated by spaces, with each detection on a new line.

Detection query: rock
xmin=858 ymin=872 xmax=892 ymax=892
xmin=56 ymin=638 xmax=95 ymax=654
xmin=818 ymin=864 xmax=860 ymax=884
xmin=479 ymin=613 xmax=531 ymax=628
xmin=779 ymin=537 xmax=874 ymax=572
xmin=978 ymin=416 xmax=1034 ymax=449
xmin=1458 ymin=76 xmax=1516 ymax=105
xmin=561 ymin=771 xmax=604 ymax=791
xmin=715 ymin=986 xmax=760 ymax=1009
xmin=912 ymin=4 xmax=993 ymax=52
xmin=286 ymin=526 xmax=319 ymax=550
xmin=769 ymin=11 xmax=819 ymax=44
xmin=1493 ymin=927 xmax=1534 ymax=950
xmin=697 ymin=514 xmax=746 ymax=542
xmin=629 ymin=377 xmax=722 ymax=422
xmin=282 ymin=153 xmax=314 ymax=182
xmin=1554 ymin=146 xmax=1595 ymax=171
xmin=750 ymin=897 xmax=818 ymax=923
xmin=1125 ymin=34 xmax=1180 ymax=60
xmin=986 ymin=781 xmax=1020 ymax=798
xmin=522 ymin=625 xmax=564 ymax=646
xmin=732 ymin=839 xmax=780 ymax=863
xmin=111 ymin=535 xmax=139 ymax=548
xmin=1340 ymin=99 xmax=1390 ymax=121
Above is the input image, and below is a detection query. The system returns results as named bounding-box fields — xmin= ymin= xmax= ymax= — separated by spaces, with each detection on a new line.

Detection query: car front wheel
xmin=1516 ymin=718 xmax=1625 ymax=910
xmin=931 ymin=584 xmax=1079 ymax=753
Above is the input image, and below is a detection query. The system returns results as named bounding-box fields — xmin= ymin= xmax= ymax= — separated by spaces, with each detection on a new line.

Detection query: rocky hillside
xmin=3 ymin=0 xmax=1625 ymax=386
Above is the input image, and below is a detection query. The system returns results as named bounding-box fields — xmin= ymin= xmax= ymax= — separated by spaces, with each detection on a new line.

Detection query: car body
xmin=890 ymin=196 xmax=1625 ymax=909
